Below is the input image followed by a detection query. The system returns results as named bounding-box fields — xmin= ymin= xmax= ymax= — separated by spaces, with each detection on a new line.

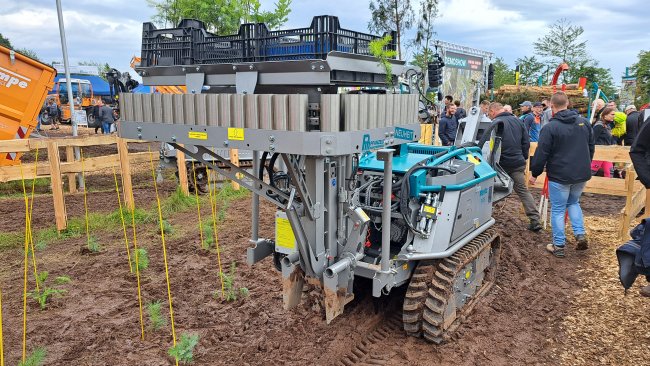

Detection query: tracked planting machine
xmin=119 ymin=16 xmax=512 ymax=343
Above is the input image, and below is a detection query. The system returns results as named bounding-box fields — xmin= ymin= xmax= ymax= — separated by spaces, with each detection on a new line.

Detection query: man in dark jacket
xmin=454 ymin=100 xmax=467 ymax=120
xmin=488 ymin=102 xmax=541 ymax=231
xmin=438 ymin=104 xmax=458 ymax=146
xmin=529 ymin=92 xmax=595 ymax=258
xmin=623 ymin=105 xmax=640 ymax=146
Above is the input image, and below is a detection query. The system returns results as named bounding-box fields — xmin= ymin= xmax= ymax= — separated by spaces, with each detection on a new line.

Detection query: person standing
xmin=541 ymin=98 xmax=552 ymax=129
xmin=529 ymin=92 xmax=595 ymax=258
xmin=488 ymin=102 xmax=541 ymax=231
xmin=629 ymin=117 xmax=650 ymax=297
xmin=97 ymin=99 xmax=114 ymax=135
xmin=442 ymin=95 xmax=453 ymax=116
xmin=519 ymin=101 xmax=532 ymax=120
xmin=623 ymin=105 xmax=640 ymax=146
xmin=453 ymin=100 xmax=467 ymax=120
xmin=523 ymin=102 xmax=543 ymax=142
xmin=47 ymin=99 xmax=60 ymax=130
xmin=438 ymin=104 xmax=458 ymax=146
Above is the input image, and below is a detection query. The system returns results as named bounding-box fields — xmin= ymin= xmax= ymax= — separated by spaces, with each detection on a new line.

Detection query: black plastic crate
xmin=140 ymin=16 xmax=397 ymax=67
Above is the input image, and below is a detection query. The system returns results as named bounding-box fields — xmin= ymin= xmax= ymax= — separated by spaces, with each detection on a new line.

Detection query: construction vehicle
xmin=51 ymin=77 xmax=101 ymax=124
xmin=0 ymin=45 xmax=56 ymax=166
xmin=119 ymin=16 xmax=511 ymax=343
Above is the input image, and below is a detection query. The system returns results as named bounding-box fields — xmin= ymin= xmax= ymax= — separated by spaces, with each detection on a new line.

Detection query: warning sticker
xmin=228 ymin=127 xmax=245 ymax=141
xmin=275 ymin=217 xmax=296 ymax=251
xmin=188 ymin=131 xmax=208 ymax=140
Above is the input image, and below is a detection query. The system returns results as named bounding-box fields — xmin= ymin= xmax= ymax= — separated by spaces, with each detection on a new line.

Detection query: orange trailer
xmin=0 ymin=45 xmax=56 ymax=166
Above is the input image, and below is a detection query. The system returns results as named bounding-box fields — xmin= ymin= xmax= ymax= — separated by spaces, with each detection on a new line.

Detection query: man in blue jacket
xmin=438 ymin=104 xmax=458 ymax=146
xmin=529 ymin=92 xmax=595 ymax=258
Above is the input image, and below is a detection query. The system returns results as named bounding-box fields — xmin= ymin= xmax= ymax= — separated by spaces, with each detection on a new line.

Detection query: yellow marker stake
xmin=80 ymin=149 xmax=91 ymax=249
xmin=148 ymin=148 xmax=178 ymax=366
xmin=206 ymin=169 xmax=225 ymax=298
xmin=19 ymin=163 xmax=29 ymax=363
xmin=27 ymin=149 xmax=40 ymax=292
xmin=191 ymin=161 xmax=205 ymax=249
xmin=0 ymin=288 xmax=4 ymax=366
xmin=112 ymin=166 xmax=133 ymax=272
xmin=128 ymin=176 xmax=145 ymax=340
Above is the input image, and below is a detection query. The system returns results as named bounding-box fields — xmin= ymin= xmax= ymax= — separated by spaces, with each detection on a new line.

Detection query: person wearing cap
xmin=523 ymin=102 xmax=543 ymax=142
xmin=541 ymin=99 xmax=552 ymax=129
xmin=519 ymin=101 xmax=532 ymax=119
xmin=624 ymin=105 xmax=640 ymax=146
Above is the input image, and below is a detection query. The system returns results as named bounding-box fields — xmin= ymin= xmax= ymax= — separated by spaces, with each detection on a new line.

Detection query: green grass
xmin=87 ymin=236 xmax=101 ymax=253
xmin=0 ymin=232 xmax=24 ymax=250
xmin=107 ymin=207 xmax=156 ymax=226
xmin=161 ymin=187 xmax=198 ymax=215
xmin=0 ymin=178 xmax=50 ymax=195
xmin=19 ymin=347 xmax=47 ymax=366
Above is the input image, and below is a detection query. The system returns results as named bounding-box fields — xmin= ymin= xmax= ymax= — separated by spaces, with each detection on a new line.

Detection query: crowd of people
xmin=449 ymin=91 xmax=650 ymax=295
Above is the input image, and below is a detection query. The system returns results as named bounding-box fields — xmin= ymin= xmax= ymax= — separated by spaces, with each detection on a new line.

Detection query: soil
xmin=0 ymin=173 xmax=647 ymax=365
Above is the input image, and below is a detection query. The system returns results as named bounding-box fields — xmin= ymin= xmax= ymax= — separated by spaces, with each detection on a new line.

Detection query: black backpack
xmin=616 ymin=218 xmax=650 ymax=291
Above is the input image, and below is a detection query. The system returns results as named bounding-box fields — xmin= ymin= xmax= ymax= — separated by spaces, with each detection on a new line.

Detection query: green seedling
xmin=87 ymin=236 xmax=101 ymax=253
xmin=215 ymin=262 xmax=249 ymax=302
xmin=146 ymin=300 xmax=167 ymax=331
xmin=168 ymin=333 xmax=199 ymax=364
xmin=28 ymin=272 xmax=67 ymax=310
xmin=18 ymin=346 xmax=47 ymax=366
xmin=162 ymin=187 xmax=198 ymax=215
xmin=35 ymin=240 xmax=47 ymax=251
xmin=130 ymin=248 xmax=150 ymax=272
xmin=159 ymin=219 xmax=174 ymax=235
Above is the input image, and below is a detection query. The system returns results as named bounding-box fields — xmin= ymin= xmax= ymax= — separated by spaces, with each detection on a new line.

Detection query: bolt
xmin=269 ymin=145 xmax=275 ymax=151
xmin=249 ymin=65 xmax=253 ymax=70
xmin=138 ymin=133 xmax=142 ymax=139
xmin=224 ymin=141 xmax=229 ymax=147
xmin=172 ymin=136 xmax=177 ymax=142
xmin=325 ymin=148 xmax=332 ymax=154
xmin=389 ymin=132 xmax=394 ymax=137
xmin=233 ymin=65 xmax=237 ymax=71
xmin=325 ymin=139 xmax=332 ymax=145
xmin=137 ymin=126 xmax=142 ymax=131
xmin=196 ymin=66 xmax=200 ymax=72
xmin=269 ymin=136 xmax=275 ymax=142
xmin=319 ymin=65 xmax=324 ymax=70
xmin=311 ymin=65 xmax=316 ymax=70
xmin=385 ymin=132 xmax=390 ymax=137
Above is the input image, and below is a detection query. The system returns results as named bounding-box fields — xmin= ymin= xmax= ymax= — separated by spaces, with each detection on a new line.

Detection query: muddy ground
xmin=0 ymin=157 xmax=648 ymax=365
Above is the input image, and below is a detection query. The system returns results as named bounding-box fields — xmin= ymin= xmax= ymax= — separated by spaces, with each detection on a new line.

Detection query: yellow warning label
xmin=188 ymin=131 xmax=208 ymax=140
xmin=402 ymin=263 xmax=408 ymax=270
xmin=423 ymin=205 xmax=436 ymax=214
xmin=465 ymin=270 xmax=471 ymax=279
xmin=275 ymin=217 xmax=296 ymax=250
xmin=228 ymin=127 xmax=245 ymax=141
xmin=467 ymin=155 xmax=481 ymax=165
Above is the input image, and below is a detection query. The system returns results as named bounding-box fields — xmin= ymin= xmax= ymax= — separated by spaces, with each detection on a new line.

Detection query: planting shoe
xmin=546 ymin=244 xmax=565 ymax=258
xmin=528 ymin=220 xmax=542 ymax=232
xmin=640 ymin=285 xmax=650 ymax=298
xmin=575 ymin=234 xmax=588 ymax=250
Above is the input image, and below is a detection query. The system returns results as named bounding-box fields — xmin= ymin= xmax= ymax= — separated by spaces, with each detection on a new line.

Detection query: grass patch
xmin=0 ymin=178 xmax=50 ymax=195
xmin=146 ymin=300 xmax=167 ymax=331
xmin=87 ymin=236 xmax=101 ymax=253
xmin=0 ymin=232 xmax=24 ymax=250
xmin=168 ymin=333 xmax=199 ymax=364
xmin=107 ymin=207 xmax=156 ymax=226
xmin=161 ymin=187 xmax=198 ymax=215
xmin=19 ymin=347 xmax=47 ymax=366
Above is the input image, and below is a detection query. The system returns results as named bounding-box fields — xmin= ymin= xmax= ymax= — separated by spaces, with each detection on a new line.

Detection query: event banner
xmin=442 ymin=50 xmax=486 ymax=111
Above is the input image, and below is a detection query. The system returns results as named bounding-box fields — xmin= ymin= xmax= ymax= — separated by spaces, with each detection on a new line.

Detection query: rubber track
xmin=335 ymin=312 xmax=403 ymax=366
xmin=404 ymin=229 xmax=500 ymax=344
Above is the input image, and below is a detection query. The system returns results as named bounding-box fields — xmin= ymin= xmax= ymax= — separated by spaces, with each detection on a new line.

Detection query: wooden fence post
xmin=230 ymin=148 xmax=240 ymax=190
xmin=176 ymin=145 xmax=189 ymax=195
xmin=619 ymin=165 xmax=636 ymax=240
xmin=65 ymin=146 xmax=77 ymax=193
xmin=47 ymin=141 xmax=67 ymax=231
xmin=117 ymin=138 xmax=134 ymax=211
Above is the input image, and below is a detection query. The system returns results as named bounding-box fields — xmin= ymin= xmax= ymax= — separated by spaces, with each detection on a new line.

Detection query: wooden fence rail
xmin=0 ymin=135 xmax=167 ymax=231
xmin=524 ymin=142 xmax=647 ymax=240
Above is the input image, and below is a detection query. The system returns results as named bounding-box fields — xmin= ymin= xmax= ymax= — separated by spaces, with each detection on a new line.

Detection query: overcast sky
xmin=1 ymin=0 xmax=647 ymax=86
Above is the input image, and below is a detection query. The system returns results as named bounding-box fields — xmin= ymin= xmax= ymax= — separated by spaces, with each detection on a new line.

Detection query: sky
xmin=1 ymin=0 xmax=647 ymax=86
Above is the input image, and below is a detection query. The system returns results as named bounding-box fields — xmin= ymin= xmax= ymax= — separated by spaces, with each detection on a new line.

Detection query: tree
xmin=368 ymin=0 xmax=415 ymax=59
xmin=534 ymin=18 xmax=588 ymax=81
xmin=571 ymin=60 xmax=615 ymax=98
xmin=146 ymin=0 xmax=292 ymax=34
xmin=492 ymin=57 xmax=514 ymax=89
xmin=14 ymin=48 xmax=40 ymax=61
xmin=515 ymin=56 xmax=545 ymax=86
xmin=410 ymin=0 xmax=438 ymax=75
xmin=631 ymin=50 xmax=650 ymax=105
xmin=0 ymin=33 xmax=11 ymax=49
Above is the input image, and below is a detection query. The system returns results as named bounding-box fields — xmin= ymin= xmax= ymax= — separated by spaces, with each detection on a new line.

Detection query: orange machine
xmin=52 ymin=78 xmax=102 ymax=122
xmin=0 ymin=45 xmax=56 ymax=166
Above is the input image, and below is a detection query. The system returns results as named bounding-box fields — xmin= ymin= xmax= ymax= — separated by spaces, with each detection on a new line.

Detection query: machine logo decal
xmin=0 ymin=66 xmax=30 ymax=89
xmin=394 ymin=127 xmax=414 ymax=140
xmin=362 ymin=134 xmax=384 ymax=151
